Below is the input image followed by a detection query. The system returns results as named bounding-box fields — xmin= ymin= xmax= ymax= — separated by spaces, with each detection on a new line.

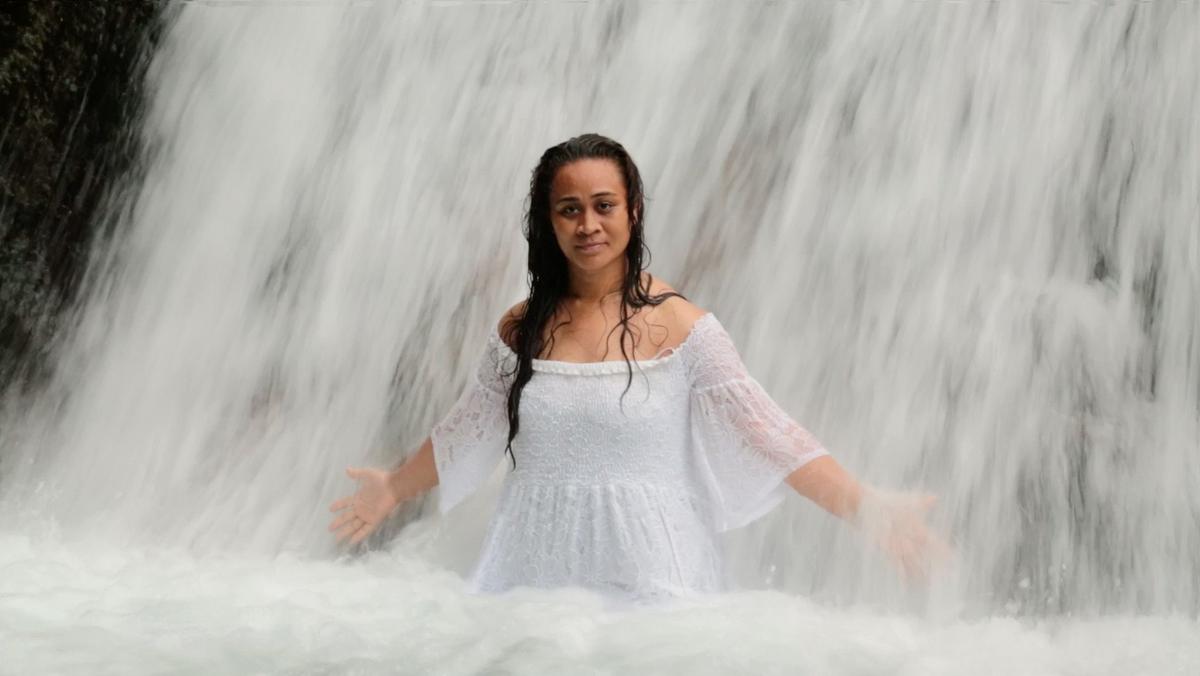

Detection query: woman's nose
xmin=578 ymin=209 xmax=601 ymax=234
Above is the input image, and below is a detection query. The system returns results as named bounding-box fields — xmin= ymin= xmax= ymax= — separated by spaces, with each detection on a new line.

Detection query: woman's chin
xmin=568 ymin=253 xmax=620 ymax=272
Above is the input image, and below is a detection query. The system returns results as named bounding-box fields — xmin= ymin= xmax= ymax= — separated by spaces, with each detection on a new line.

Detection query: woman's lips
xmin=577 ymin=241 xmax=606 ymax=254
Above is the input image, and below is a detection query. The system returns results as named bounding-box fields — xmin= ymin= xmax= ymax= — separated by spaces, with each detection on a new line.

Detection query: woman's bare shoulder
xmin=645 ymin=277 xmax=708 ymax=337
xmin=497 ymin=300 xmax=526 ymax=351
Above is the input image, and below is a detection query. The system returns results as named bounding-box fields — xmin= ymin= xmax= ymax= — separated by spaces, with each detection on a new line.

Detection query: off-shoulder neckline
xmin=490 ymin=311 xmax=717 ymax=375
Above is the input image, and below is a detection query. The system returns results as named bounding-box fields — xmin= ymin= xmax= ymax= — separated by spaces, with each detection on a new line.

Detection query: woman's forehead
xmin=551 ymin=158 xmax=625 ymax=198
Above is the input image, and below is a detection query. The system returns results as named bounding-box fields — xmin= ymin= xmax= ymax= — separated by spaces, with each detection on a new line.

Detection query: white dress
xmin=430 ymin=312 xmax=829 ymax=602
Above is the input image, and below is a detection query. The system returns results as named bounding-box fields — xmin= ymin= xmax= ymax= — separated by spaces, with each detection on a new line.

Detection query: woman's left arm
xmin=674 ymin=304 xmax=949 ymax=579
xmin=783 ymin=454 xmax=863 ymax=519
xmin=786 ymin=455 xmax=948 ymax=581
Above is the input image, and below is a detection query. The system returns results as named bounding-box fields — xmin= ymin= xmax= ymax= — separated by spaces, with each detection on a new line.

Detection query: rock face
xmin=0 ymin=0 xmax=162 ymax=387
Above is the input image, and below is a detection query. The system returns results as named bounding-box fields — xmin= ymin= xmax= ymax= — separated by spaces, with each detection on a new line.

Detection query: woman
xmin=328 ymin=133 xmax=944 ymax=602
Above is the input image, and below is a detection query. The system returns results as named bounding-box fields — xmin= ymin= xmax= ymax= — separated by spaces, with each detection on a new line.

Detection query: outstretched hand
xmin=857 ymin=490 xmax=953 ymax=583
xmin=328 ymin=466 xmax=399 ymax=546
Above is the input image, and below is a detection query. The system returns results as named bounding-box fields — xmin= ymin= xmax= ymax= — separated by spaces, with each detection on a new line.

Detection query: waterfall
xmin=1 ymin=0 xmax=1197 ymax=652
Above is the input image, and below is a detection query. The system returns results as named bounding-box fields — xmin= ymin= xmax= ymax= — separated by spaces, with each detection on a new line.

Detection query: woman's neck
xmin=566 ymin=259 xmax=627 ymax=305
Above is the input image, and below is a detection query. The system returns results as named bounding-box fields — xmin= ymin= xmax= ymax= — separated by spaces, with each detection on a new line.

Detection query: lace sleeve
xmin=682 ymin=314 xmax=829 ymax=531
xmin=430 ymin=331 xmax=513 ymax=513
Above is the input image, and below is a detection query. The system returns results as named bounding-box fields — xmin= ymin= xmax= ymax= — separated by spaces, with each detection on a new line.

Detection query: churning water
xmin=2 ymin=1 xmax=1198 ymax=673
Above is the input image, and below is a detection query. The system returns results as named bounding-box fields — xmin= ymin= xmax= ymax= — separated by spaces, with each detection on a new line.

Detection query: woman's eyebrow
xmin=554 ymin=191 xmax=617 ymax=206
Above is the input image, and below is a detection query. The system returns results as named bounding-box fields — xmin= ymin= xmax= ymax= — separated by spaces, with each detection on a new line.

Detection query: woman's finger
xmin=328 ymin=510 xmax=357 ymax=532
xmin=895 ymin=537 xmax=921 ymax=582
xmin=892 ymin=535 xmax=923 ymax=583
xmin=335 ymin=519 xmax=361 ymax=543
xmin=329 ymin=496 xmax=352 ymax=513
xmin=349 ymin=521 xmax=374 ymax=545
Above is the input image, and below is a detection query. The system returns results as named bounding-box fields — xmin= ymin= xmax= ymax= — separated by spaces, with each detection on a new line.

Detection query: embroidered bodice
xmin=430 ymin=312 xmax=829 ymax=602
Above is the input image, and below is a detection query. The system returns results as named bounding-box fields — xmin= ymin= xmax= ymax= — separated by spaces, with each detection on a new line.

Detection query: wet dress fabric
xmin=430 ymin=312 xmax=829 ymax=602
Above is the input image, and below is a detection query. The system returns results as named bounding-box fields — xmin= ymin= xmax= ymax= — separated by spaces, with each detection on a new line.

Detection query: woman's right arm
xmin=328 ymin=436 xmax=439 ymax=545
xmin=386 ymin=436 xmax=439 ymax=502
xmin=330 ymin=305 xmax=520 ymax=545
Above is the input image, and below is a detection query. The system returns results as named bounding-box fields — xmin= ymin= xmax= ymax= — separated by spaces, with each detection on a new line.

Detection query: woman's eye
xmin=598 ymin=202 xmax=614 ymax=211
xmin=561 ymin=206 xmax=578 ymax=215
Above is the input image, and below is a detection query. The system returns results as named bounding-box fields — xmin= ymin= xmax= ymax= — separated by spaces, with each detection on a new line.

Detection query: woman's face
xmin=548 ymin=158 xmax=633 ymax=275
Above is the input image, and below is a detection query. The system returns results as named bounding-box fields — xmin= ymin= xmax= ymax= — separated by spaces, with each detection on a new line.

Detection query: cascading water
xmin=2 ymin=1 xmax=1198 ymax=672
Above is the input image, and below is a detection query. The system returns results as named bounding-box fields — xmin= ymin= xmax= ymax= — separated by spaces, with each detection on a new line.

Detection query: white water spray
xmin=2 ymin=1 xmax=1198 ymax=672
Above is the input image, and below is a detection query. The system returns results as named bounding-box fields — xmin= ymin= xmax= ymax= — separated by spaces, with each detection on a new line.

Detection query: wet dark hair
xmin=501 ymin=133 xmax=682 ymax=466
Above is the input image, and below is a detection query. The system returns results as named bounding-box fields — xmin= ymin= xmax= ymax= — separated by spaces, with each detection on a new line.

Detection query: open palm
xmin=860 ymin=491 xmax=953 ymax=582
xmin=328 ymin=466 xmax=399 ymax=546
